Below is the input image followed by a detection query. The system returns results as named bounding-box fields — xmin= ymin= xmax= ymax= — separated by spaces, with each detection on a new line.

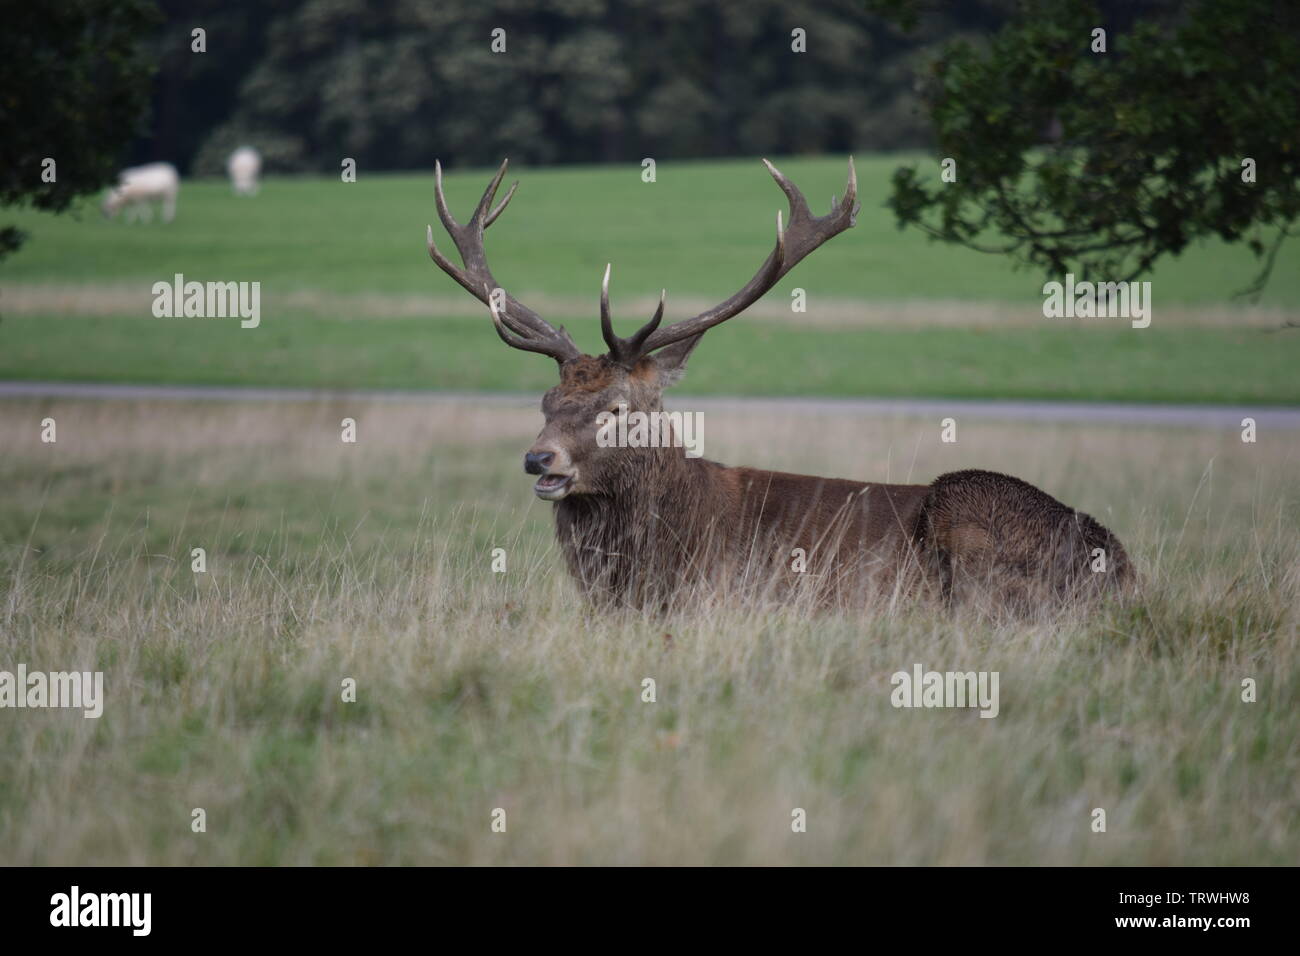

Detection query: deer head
xmin=427 ymin=158 xmax=859 ymax=501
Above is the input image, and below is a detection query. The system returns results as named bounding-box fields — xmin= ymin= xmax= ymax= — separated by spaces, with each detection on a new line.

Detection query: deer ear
xmin=651 ymin=333 xmax=704 ymax=388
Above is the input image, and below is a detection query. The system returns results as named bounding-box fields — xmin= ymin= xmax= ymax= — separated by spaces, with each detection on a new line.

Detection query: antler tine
xmin=624 ymin=289 xmax=666 ymax=356
xmin=844 ymin=154 xmax=860 ymax=224
xmin=433 ymin=160 xmax=456 ymax=231
xmin=600 ymin=263 xmax=667 ymax=367
xmin=614 ymin=156 xmax=858 ymax=360
xmin=599 ymin=263 xmax=619 ymax=355
xmin=427 ymin=159 xmax=580 ymax=365
xmin=484 ymin=180 xmax=518 ymax=228
xmin=433 ymin=158 xmax=515 ymax=232
xmin=762 ymin=158 xmax=812 ymax=224
xmin=470 ymin=158 xmax=510 ymax=226
xmin=486 ymin=285 xmax=562 ymax=357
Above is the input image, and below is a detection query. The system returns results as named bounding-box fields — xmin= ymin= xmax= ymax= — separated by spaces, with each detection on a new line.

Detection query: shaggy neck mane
xmin=554 ymin=445 xmax=727 ymax=609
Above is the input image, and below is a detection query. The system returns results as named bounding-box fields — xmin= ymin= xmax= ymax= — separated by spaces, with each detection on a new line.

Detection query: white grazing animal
xmin=103 ymin=162 xmax=179 ymax=223
xmin=227 ymin=146 xmax=262 ymax=196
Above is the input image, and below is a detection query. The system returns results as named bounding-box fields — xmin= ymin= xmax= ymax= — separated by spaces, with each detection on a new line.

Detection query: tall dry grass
xmin=0 ymin=397 xmax=1296 ymax=864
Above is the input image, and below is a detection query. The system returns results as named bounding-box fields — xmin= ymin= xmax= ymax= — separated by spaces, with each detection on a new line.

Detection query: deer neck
xmin=552 ymin=446 xmax=723 ymax=606
xmin=556 ymin=445 xmax=716 ymax=530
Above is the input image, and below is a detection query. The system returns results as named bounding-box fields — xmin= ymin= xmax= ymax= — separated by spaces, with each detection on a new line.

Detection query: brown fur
xmin=914 ymin=469 xmax=1134 ymax=614
xmin=530 ymin=356 xmax=1132 ymax=614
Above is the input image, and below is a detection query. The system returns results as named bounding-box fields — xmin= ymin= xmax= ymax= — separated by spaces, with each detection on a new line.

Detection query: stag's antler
xmin=427 ymin=159 xmax=580 ymax=364
xmin=601 ymin=157 xmax=859 ymax=367
xmin=600 ymin=264 xmax=665 ymax=366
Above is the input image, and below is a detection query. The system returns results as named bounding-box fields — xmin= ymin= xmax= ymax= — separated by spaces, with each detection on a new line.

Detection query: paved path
xmin=1 ymin=380 xmax=1297 ymax=428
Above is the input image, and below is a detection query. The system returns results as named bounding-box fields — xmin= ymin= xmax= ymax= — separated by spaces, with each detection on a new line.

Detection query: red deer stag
xmin=427 ymin=159 xmax=1132 ymax=613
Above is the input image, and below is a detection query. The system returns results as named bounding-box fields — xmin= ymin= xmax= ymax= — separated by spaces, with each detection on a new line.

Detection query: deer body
xmin=427 ymin=159 xmax=1133 ymax=613
xmin=553 ymin=441 xmax=932 ymax=608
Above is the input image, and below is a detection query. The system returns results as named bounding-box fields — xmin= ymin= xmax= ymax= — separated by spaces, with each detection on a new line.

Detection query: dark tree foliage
xmin=140 ymin=0 xmax=1012 ymax=175
xmin=882 ymin=0 xmax=1300 ymax=296
xmin=0 ymin=0 xmax=159 ymax=260
xmin=179 ymin=0 xmax=913 ymax=173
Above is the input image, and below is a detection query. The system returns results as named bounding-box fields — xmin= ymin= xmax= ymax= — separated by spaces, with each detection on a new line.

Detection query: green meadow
xmin=2 ymin=314 xmax=1297 ymax=404
xmin=2 ymin=155 xmax=1297 ymax=403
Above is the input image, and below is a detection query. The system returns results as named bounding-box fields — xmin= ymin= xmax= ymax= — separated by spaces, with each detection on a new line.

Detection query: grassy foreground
xmin=1 ymin=397 xmax=1296 ymax=864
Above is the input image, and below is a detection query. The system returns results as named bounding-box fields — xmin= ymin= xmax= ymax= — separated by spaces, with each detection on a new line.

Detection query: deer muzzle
xmin=525 ymin=448 xmax=575 ymax=500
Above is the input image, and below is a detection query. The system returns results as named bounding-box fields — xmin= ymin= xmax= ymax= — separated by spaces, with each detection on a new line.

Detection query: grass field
xmin=1 ymin=396 xmax=1296 ymax=864
xmin=3 ymin=315 xmax=1298 ymax=404
xmin=2 ymin=153 xmax=1297 ymax=866
xmin=2 ymin=155 xmax=1298 ymax=403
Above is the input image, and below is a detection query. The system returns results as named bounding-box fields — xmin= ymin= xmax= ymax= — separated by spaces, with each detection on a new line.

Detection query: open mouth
xmin=533 ymin=473 xmax=574 ymax=500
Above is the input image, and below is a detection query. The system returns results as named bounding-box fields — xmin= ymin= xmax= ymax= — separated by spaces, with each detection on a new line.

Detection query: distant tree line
xmin=134 ymin=0 xmax=1022 ymax=175
xmin=6 ymin=0 xmax=1292 ymax=294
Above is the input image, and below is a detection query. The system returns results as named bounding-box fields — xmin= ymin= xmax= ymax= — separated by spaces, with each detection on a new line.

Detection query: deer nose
xmin=524 ymin=451 xmax=554 ymax=475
